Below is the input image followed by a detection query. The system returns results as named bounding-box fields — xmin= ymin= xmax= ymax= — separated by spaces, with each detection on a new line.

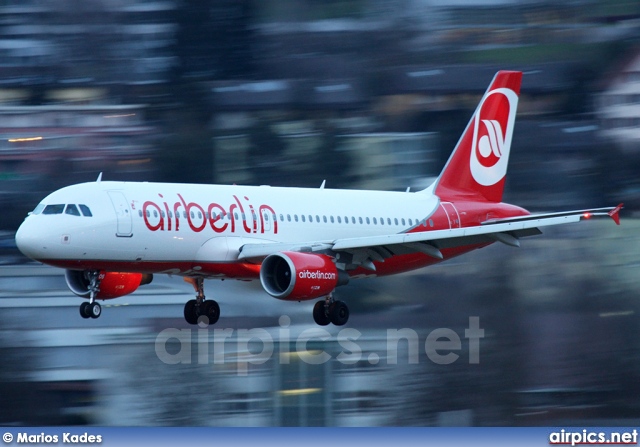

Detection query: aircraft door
xmin=261 ymin=209 xmax=272 ymax=232
xmin=107 ymin=191 xmax=133 ymax=237
xmin=440 ymin=202 xmax=461 ymax=229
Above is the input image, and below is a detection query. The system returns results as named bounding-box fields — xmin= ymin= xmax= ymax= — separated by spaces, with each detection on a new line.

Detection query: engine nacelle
xmin=65 ymin=270 xmax=153 ymax=300
xmin=260 ymin=251 xmax=348 ymax=301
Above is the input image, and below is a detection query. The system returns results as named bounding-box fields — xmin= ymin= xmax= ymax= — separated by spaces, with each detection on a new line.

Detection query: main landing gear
xmin=79 ymin=270 xmax=102 ymax=319
xmin=183 ymin=277 xmax=220 ymax=325
xmin=313 ymin=293 xmax=349 ymax=326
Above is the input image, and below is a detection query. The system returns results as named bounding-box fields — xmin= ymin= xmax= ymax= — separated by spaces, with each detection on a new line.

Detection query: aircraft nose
xmin=15 ymin=218 xmax=47 ymax=260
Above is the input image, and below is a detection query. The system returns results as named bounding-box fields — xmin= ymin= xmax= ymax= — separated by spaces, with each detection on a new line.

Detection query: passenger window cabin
xmin=131 ymin=204 xmax=432 ymax=230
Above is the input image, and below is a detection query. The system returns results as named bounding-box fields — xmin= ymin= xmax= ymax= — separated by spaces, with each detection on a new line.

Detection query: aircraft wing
xmin=238 ymin=204 xmax=623 ymax=265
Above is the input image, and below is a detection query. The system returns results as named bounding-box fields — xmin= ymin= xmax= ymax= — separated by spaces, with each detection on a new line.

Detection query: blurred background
xmin=1 ymin=0 xmax=640 ymax=427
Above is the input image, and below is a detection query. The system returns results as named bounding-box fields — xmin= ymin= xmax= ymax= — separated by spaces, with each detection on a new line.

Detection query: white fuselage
xmin=16 ymin=181 xmax=444 ymax=278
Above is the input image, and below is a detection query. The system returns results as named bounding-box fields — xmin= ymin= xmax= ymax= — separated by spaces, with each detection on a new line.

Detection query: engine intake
xmin=65 ymin=270 xmax=153 ymax=300
xmin=260 ymin=251 xmax=348 ymax=301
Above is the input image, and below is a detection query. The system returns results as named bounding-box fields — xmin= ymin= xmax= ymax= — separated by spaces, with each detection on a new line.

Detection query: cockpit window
xmin=32 ymin=203 xmax=45 ymax=215
xmin=65 ymin=204 xmax=81 ymax=216
xmin=78 ymin=204 xmax=92 ymax=217
xmin=42 ymin=204 xmax=65 ymax=215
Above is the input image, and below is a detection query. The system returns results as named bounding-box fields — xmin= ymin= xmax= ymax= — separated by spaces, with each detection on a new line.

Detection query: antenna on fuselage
xmin=96 ymin=172 xmax=103 ymax=183
xmin=320 ymin=180 xmax=326 ymax=189
xmin=406 ymin=186 xmax=411 ymax=192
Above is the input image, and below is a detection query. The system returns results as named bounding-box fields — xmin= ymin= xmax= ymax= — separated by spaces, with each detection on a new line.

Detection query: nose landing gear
xmin=79 ymin=270 xmax=102 ymax=319
xmin=80 ymin=301 xmax=101 ymax=319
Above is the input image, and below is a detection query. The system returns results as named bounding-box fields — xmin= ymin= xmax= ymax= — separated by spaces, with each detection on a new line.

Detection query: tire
xmin=184 ymin=299 xmax=198 ymax=325
xmin=79 ymin=302 xmax=91 ymax=319
xmin=200 ymin=300 xmax=220 ymax=325
xmin=329 ymin=301 xmax=349 ymax=326
xmin=313 ymin=300 xmax=331 ymax=326
xmin=89 ymin=302 xmax=101 ymax=319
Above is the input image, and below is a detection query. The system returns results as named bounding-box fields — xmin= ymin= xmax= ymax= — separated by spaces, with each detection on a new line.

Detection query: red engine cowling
xmin=65 ymin=270 xmax=153 ymax=300
xmin=260 ymin=251 xmax=348 ymax=301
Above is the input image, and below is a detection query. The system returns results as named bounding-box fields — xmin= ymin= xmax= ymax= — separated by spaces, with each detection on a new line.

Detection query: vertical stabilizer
xmin=431 ymin=70 xmax=522 ymax=203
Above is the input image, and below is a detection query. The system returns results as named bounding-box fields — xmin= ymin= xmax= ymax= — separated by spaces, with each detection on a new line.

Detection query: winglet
xmin=608 ymin=203 xmax=623 ymax=225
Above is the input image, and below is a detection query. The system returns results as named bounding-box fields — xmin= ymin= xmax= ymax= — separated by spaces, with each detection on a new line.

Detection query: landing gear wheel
xmin=184 ymin=299 xmax=198 ymax=325
xmin=329 ymin=300 xmax=349 ymax=326
xmin=79 ymin=301 xmax=91 ymax=319
xmin=183 ymin=277 xmax=221 ymax=326
xmin=200 ymin=300 xmax=220 ymax=325
xmin=78 ymin=269 xmax=103 ymax=320
xmin=313 ymin=300 xmax=330 ymax=326
xmin=89 ymin=302 xmax=101 ymax=319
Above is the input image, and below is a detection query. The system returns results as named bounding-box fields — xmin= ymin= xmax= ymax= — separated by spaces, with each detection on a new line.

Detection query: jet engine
xmin=65 ymin=270 xmax=153 ymax=300
xmin=260 ymin=251 xmax=348 ymax=300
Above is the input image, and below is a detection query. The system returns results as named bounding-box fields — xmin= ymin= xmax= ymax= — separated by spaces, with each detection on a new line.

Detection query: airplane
xmin=15 ymin=70 xmax=623 ymax=326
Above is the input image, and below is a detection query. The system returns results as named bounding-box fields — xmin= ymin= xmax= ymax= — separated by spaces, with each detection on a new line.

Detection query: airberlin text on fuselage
xmin=142 ymin=193 xmax=278 ymax=235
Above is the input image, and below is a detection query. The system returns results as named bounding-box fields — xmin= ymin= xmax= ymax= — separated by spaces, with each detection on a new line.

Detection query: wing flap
xmin=331 ymin=214 xmax=582 ymax=251
xmin=238 ymin=205 xmax=620 ymax=261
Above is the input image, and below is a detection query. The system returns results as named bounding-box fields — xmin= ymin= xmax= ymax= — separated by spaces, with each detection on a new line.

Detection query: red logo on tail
xmin=470 ymin=88 xmax=518 ymax=186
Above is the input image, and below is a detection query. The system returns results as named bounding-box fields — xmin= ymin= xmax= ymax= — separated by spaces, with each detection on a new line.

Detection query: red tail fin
xmin=433 ymin=71 xmax=522 ymax=203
